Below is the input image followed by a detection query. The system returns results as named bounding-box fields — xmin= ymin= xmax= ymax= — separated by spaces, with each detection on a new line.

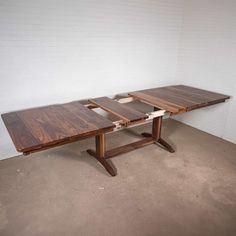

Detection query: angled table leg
xmin=152 ymin=116 xmax=175 ymax=153
xmin=142 ymin=108 xmax=175 ymax=153
xmin=87 ymin=134 xmax=117 ymax=176
xmin=158 ymin=138 xmax=175 ymax=153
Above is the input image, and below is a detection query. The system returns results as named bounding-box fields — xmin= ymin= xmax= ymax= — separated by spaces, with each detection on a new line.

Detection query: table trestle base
xmin=87 ymin=116 xmax=174 ymax=176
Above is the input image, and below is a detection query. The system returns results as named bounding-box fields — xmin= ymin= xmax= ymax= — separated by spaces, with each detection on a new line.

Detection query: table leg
xmin=142 ymin=109 xmax=175 ymax=153
xmin=153 ymin=116 xmax=175 ymax=153
xmin=142 ymin=107 xmax=160 ymax=138
xmin=152 ymin=116 xmax=162 ymax=140
xmin=87 ymin=134 xmax=116 ymax=176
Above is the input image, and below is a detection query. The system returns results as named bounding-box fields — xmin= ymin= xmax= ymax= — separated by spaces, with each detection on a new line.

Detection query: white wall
xmin=175 ymin=0 xmax=236 ymax=144
xmin=1 ymin=0 xmax=235 ymax=160
xmin=0 ymin=0 xmax=184 ymax=159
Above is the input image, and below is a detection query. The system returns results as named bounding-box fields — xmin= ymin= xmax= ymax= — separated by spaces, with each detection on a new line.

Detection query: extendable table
xmin=2 ymin=85 xmax=230 ymax=176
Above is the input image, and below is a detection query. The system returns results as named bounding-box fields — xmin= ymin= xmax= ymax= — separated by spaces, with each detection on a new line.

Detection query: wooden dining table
xmin=2 ymin=85 xmax=230 ymax=176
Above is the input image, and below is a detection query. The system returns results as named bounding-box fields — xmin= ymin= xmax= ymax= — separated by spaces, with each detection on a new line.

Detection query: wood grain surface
xmin=129 ymin=85 xmax=230 ymax=114
xmin=89 ymin=96 xmax=147 ymax=125
xmin=2 ymin=101 xmax=115 ymax=154
xmin=2 ymin=85 xmax=230 ymax=156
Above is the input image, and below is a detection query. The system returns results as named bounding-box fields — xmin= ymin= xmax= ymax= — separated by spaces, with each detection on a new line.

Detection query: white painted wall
xmin=1 ymin=0 xmax=235 ymax=160
xmin=0 ymin=0 xmax=184 ymax=159
xmin=175 ymin=0 xmax=236 ymax=144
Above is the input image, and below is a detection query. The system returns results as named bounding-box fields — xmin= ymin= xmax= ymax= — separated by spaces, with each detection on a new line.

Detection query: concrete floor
xmin=0 ymin=119 xmax=236 ymax=236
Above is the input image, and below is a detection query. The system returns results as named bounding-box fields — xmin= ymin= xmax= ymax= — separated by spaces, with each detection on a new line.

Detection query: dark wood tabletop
xmin=129 ymin=85 xmax=230 ymax=114
xmin=89 ymin=96 xmax=148 ymax=125
xmin=2 ymin=101 xmax=115 ymax=154
xmin=2 ymin=85 xmax=230 ymax=156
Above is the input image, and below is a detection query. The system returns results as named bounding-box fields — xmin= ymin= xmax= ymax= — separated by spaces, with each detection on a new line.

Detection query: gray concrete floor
xmin=0 ymin=119 xmax=236 ymax=236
